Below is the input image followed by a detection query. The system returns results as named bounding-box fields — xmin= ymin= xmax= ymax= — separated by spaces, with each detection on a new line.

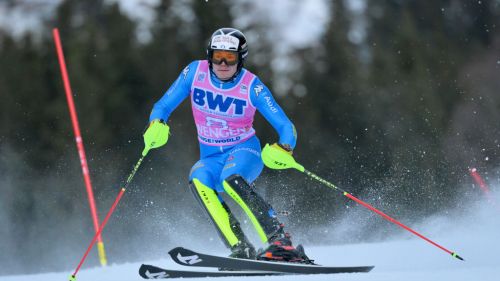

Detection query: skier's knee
xmin=222 ymin=174 xmax=259 ymax=206
xmin=190 ymin=178 xmax=220 ymax=207
xmin=222 ymin=174 xmax=251 ymax=191
xmin=222 ymin=174 xmax=281 ymax=243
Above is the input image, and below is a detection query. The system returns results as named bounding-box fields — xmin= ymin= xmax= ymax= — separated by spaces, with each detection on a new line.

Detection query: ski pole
xmin=261 ymin=144 xmax=464 ymax=261
xmin=469 ymin=168 xmax=499 ymax=210
xmin=301 ymin=168 xmax=464 ymax=261
xmin=69 ymin=152 xmax=148 ymax=281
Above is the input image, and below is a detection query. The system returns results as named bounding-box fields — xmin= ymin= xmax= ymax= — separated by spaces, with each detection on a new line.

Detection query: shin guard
xmin=190 ymin=179 xmax=252 ymax=249
xmin=222 ymin=175 xmax=282 ymax=243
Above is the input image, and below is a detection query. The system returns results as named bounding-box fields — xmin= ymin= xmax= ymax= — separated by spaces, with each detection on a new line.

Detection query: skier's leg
xmin=219 ymin=137 xmax=282 ymax=243
xmin=189 ymin=159 xmax=255 ymax=258
xmin=222 ymin=174 xmax=310 ymax=262
xmin=220 ymin=138 xmax=309 ymax=262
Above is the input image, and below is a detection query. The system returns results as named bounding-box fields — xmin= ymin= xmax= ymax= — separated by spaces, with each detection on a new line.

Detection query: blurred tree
xmin=284 ymin=0 xmax=370 ymax=227
xmin=362 ymin=0 xmax=500 ymax=215
xmin=50 ymin=0 xmax=147 ymax=149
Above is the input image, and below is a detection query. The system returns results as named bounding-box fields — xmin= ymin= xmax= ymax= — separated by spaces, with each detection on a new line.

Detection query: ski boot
xmin=220 ymin=240 xmax=256 ymax=271
xmin=256 ymin=231 xmax=314 ymax=264
xmin=229 ymin=240 xmax=256 ymax=260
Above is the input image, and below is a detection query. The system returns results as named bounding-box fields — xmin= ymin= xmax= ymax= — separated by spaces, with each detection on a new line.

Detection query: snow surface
xmin=1 ymin=195 xmax=499 ymax=281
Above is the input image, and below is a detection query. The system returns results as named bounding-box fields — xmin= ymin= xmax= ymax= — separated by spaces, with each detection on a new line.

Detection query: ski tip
xmin=168 ymin=247 xmax=187 ymax=256
xmin=138 ymin=264 xmax=149 ymax=279
xmin=168 ymin=246 xmax=199 ymax=255
xmin=452 ymin=252 xmax=464 ymax=261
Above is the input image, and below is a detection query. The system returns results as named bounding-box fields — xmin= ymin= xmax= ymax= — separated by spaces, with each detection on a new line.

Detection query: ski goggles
xmin=211 ymin=50 xmax=239 ymax=66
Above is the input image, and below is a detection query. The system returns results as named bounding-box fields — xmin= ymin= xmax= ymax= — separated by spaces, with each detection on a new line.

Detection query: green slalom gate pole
xmin=69 ymin=150 xmax=149 ymax=281
xmin=261 ymin=144 xmax=464 ymax=261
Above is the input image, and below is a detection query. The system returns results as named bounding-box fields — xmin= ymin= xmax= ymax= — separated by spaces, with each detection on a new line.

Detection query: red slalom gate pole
xmin=52 ymin=28 xmax=107 ymax=266
xmin=469 ymin=168 xmax=499 ymax=209
xmin=300 ymin=168 xmax=465 ymax=261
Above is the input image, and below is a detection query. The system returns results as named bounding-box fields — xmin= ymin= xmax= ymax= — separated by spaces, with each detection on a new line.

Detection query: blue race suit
xmin=149 ymin=60 xmax=297 ymax=194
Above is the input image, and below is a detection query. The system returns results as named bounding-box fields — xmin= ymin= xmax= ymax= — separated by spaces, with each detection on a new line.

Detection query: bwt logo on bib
xmin=193 ymin=88 xmax=247 ymax=115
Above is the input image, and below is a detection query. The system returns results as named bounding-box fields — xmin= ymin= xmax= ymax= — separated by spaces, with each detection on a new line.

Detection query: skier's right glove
xmin=142 ymin=119 xmax=170 ymax=156
xmin=261 ymin=143 xmax=303 ymax=171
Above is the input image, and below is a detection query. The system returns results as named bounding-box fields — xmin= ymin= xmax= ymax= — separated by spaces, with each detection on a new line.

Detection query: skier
xmin=143 ymin=28 xmax=309 ymax=263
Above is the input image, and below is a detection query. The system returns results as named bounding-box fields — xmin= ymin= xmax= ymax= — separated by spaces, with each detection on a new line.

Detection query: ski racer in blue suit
xmin=143 ymin=27 xmax=310 ymax=263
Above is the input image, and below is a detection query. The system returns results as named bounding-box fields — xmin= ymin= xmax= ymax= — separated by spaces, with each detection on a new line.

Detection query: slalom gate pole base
xmin=97 ymin=241 xmax=108 ymax=266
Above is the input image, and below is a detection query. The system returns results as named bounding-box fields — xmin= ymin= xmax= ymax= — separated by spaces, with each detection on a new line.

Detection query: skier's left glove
xmin=142 ymin=119 xmax=170 ymax=156
xmin=261 ymin=143 xmax=298 ymax=170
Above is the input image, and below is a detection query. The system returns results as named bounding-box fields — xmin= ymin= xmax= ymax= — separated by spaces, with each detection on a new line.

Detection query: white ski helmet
xmin=207 ymin=27 xmax=248 ymax=73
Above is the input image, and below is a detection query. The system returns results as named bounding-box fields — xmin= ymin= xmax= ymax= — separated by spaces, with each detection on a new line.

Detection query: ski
xmin=168 ymin=247 xmax=374 ymax=274
xmin=139 ymin=264 xmax=286 ymax=279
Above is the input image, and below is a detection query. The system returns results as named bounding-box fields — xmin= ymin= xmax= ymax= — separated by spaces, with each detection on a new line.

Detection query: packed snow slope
xmin=1 ymin=195 xmax=499 ymax=281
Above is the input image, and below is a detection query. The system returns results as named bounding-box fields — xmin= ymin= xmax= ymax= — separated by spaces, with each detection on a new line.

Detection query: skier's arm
xmin=149 ymin=61 xmax=198 ymax=122
xmin=250 ymin=78 xmax=297 ymax=150
xmin=144 ymin=61 xmax=197 ymax=153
